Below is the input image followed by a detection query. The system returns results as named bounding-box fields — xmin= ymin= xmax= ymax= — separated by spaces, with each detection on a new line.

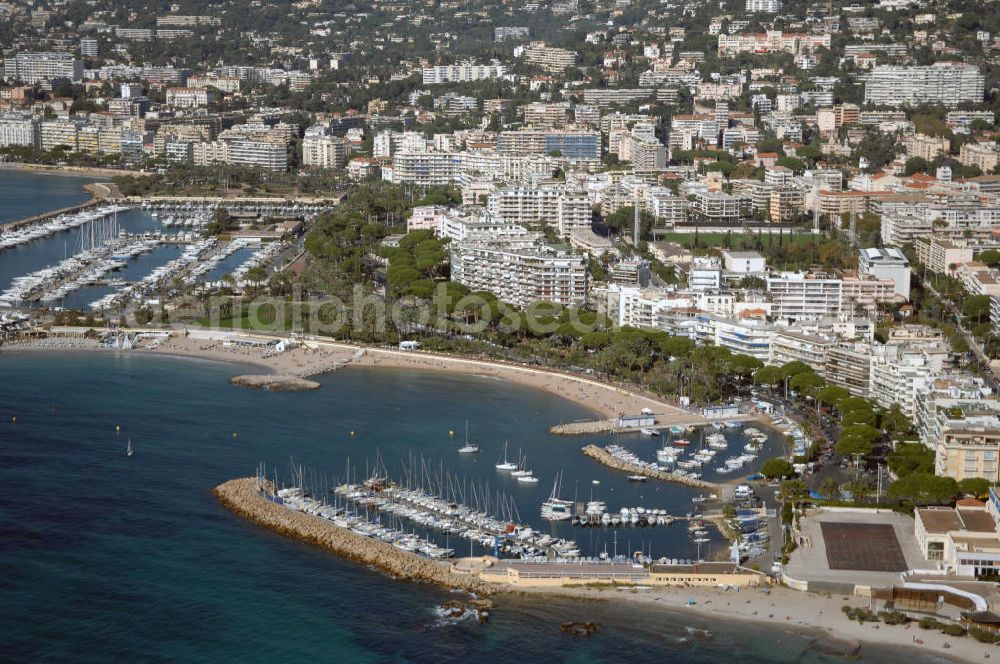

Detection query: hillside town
xmin=5 ymin=0 xmax=1000 ymax=653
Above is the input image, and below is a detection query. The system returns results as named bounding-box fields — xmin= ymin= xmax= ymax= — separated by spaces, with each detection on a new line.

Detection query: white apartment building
xmin=487 ymin=186 xmax=592 ymax=237
xmin=858 ymin=247 xmax=911 ymax=299
xmin=722 ymin=250 xmax=766 ymax=274
xmin=224 ymin=138 xmax=287 ymax=171
xmin=302 ymin=134 xmax=348 ymax=169
xmin=421 ymin=62 xmax=505 ymax=84
xmin=0 ymin=113 xmax=39 ymax=148
xmin=697 ymin=315 xmax=772 ymax=360
xmin=389 ymin=151 xmax=460 ymax=186
xmin=627 ymin=135 xmax=667 ymax=171
xmin=689 ymin=257 xmax=723 ymax=291
xmin=4 ymin=52 xmax=83 ymax=83
xmin=824 ymin=343 xmax=873 ymax=396
xmin=648 ymin=188 xmax=689 ymax=227
xmin=691 ymin=191 xmax=750 ymax=222
xmin=767 ymin=272 xmax=843 ymax=321
xmin=450 ymin=241 xmax=588 ymax=307
xmin=40 ymin=119 xmax=81 ymax=151
xmin=437 ymin=212 xmax=533 ymax=243
xmin=881 ymin=213 xmax=934 ymax=247
xmin=187 ymin=75 xmax=241 ymax=94
xmin=165 ymin=87 xmax=213 ymax=108
xmin=373 ymin=130 xmax=427 ymax=159
xmin=864 ymin=63 xmax=985 ymax=108
xmin=767 ymin=328 xmax=832 ymax=371
xmin=915 ymin=237 xmax=974 ymax=274
xmin=745 ymin=0 xmax=781 ymax=11
xmin=869 ymin=346 xmax=937 ymax=419
xmin=521 ymin=43 xmax=577 ymax=73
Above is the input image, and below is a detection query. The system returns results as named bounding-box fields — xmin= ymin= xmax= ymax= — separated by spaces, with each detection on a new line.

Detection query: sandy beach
xmin=521 ymin=583 xmax=987 ymax=663
xmin=0 ymin=162 xmax=142 ymax=180
xmin=345 ymin=346 xmax=693 ymax=421
xmin=4 ymin=333 xmax=693 ymax=421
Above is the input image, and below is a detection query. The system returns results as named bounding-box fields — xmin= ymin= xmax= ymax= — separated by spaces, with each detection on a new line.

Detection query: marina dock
xmin=1 ymin=192 xmax=104 ymax=232
xmin=581 ymin=445 xmax=723 ymax=492
xmin=214 ymin=477 xmax=497 ymax=594
xmin=550 ymin=412 xmax=721 ymax=435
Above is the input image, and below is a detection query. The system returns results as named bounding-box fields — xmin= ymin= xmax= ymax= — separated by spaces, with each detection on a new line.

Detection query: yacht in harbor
xmin=510 ymin=453 xmax=534 ymax=477
xmin=457 ymin=421 xmax=479 ymax=454
xmin=540 ymin=472 xmax=573 ymax=521
xmin=495 ymin=441 xmax=517 ymax=471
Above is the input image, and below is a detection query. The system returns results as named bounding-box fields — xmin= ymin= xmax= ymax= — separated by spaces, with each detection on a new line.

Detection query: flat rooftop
xmin=820 ymin=522 xmax=907 ymax=572
xmin=784 ymin=509 xmax=930 ymax=590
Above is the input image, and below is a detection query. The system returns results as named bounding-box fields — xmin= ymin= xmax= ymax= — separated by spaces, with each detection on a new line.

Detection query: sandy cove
xmin=516 ymin=584 xmax=985 ymax=663
xmin=3 ymin=334 xmax=692 ymax=421
xmin=344 ymin=346 xmax=693 ymax=422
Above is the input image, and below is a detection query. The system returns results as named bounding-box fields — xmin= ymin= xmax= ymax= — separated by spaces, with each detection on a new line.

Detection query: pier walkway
xmin=581 ymin=445 xmax=723 ymax=493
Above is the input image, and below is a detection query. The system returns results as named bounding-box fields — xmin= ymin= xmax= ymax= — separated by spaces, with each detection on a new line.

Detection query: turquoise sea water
xmin=0 ymin=352 xmax=942 ymax=662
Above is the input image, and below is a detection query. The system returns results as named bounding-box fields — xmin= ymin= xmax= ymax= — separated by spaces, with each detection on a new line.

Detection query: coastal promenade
xmin=581 ymin=444 xmax=723 ymax=492
xmin=214 ymin=477 xmax=497 ymax=594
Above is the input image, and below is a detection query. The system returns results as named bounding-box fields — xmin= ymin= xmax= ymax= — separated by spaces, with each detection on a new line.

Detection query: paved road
xmin=922 ymin=277 xmax=1000 ymax=391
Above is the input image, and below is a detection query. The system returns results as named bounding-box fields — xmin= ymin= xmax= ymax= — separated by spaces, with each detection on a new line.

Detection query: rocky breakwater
xmin=229 ymin=374 xmax=321 ymax=391
xmin=550 ymin=419 xmax=620 ymax=435
xmin=214 ymin=478 xmax=498 ymax=595
xmin=581 ymin=445 xmax=721 ymax=491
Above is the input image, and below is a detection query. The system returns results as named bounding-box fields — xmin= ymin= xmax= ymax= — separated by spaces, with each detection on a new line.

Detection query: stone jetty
xmin=581 ymin=445 xmax=722 ymax=492
xmin=229 ymin=374 xmax=321 ymax=391
xmin=214 ymin=478 xmax=498 ymax=595
xmin=550 ymin=412 xmax=717 ymax=435
xmin=0 ymin=193 xmax=103 ymax=232
xmin=550 ymin=419 xmax=621 ymax=435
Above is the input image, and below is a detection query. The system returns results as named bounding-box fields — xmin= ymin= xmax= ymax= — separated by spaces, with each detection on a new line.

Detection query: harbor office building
xmin=914 ymin=497 xmax=1000 ymax=578
xmin=477 ymin=560 xmax=766 ymax=588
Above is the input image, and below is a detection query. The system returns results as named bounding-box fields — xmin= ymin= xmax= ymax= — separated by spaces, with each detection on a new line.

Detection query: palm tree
xmin=820 ymin=478 xmax=840 ymax=501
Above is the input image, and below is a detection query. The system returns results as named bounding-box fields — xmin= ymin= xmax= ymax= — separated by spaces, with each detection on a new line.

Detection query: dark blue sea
xmin=0 ymin=169 xmax=95 ymax=226
xmin=0 ymin=352 xmax=940 ymax=662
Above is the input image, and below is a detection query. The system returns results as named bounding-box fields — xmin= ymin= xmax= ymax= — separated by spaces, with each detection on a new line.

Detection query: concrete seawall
xmin=1 ymin=193 xmax=103 ymax=232
xmin=214 ymin=478 xmax=498 ymax=594
xmin=581 ymin=445 xmax=722 ymax=492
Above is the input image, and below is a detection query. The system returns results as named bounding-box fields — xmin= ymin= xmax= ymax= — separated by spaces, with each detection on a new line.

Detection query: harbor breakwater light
xmin=214 ymin=478 xmax=498 ymax=594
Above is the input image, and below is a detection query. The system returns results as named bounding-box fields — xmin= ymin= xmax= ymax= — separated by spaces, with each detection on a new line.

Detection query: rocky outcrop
xmin=229 ymin=374 xmax=321 ymax=391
